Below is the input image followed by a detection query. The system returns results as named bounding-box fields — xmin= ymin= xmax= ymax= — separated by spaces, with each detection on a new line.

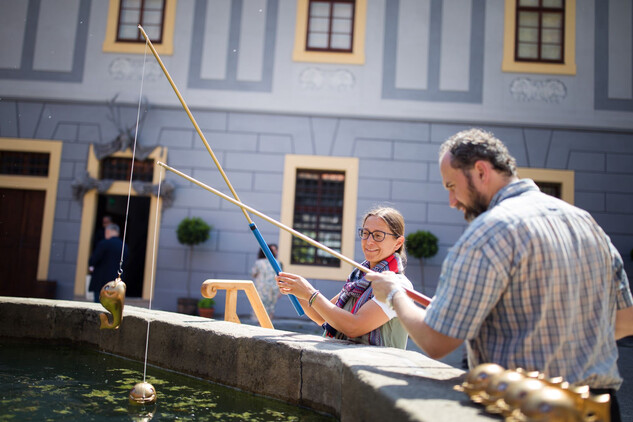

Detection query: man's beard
xmin=457 ymin=172 xmax=488 ymax=222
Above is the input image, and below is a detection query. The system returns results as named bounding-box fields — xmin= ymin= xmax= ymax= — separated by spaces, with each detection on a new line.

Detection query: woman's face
xmin=361 ymin=215 xmax=403 ymax=268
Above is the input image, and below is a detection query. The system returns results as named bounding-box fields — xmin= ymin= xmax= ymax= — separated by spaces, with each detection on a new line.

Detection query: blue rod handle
xmin=250 ymin=224 xmax=304 ymax=316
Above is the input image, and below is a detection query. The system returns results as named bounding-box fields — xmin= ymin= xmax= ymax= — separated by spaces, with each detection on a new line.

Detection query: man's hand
xmin=365 ymin=271 xmax=400 ymax=302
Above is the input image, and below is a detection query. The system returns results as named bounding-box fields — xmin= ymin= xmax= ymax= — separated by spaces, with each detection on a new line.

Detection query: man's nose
xmin=448 ymin=191 xmax=458 ymax=208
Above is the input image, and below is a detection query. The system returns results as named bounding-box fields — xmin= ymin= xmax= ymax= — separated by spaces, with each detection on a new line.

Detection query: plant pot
xmin=177 ymin=297 xmax=198 ymax=315
xmin=198 ymin=307 xmax=215 ymax=318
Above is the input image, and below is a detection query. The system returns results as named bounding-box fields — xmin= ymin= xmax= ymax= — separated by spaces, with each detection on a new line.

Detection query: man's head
xmin=104 ymin=223 xmax=120 ymax=239
xmin=102 ymin=215 xmax=113 ymax=228
xmin=439 ymin=129 xmax=518 ymax=222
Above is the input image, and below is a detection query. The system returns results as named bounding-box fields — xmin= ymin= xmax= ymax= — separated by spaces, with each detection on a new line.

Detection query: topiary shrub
xmin=177 ymin=217 xmax=212 ymax=300
xmin=406 ymin=230 xmax=439 ymax=293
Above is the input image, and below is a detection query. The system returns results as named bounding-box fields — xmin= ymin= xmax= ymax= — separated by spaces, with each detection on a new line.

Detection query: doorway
xmin=94 ymin=194 xmax=150 ymax=298
xmin=0 ymin=188 xmax=45 ymax=297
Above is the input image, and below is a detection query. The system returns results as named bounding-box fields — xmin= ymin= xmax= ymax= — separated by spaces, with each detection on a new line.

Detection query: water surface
xmin=0 ymin=339 xmax=335 ymax=421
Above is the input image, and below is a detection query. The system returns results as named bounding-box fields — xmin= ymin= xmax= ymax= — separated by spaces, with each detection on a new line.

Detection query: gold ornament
xmin=99 ymin=277 xmax=126 ymax=329
xmin=129 ymin=382 xmax=157 ymax=405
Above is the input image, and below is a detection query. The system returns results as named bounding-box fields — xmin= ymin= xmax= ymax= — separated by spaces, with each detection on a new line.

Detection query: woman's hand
xmin=276 ymin=272 xmax=316 ymax=301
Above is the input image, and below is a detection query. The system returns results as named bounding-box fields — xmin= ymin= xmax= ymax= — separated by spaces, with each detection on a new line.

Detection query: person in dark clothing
xmin=92 ymin=215 xmax=113 ymax=251
xmin=89 ymin=223 xmax=128 ymax=303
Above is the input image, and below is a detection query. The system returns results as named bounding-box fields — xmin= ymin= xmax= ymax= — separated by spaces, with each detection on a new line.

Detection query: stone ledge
xmin=0 ymin=297 xmax=492 ymax=421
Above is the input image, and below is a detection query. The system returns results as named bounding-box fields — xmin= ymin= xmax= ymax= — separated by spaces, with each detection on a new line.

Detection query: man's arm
xmin=368 ymin=271 xmax=463 ymax=359
xmin=390 ymin=290 xmax=463 ymax=359
xmin=615 ymin=306 xmax=633 ymax=340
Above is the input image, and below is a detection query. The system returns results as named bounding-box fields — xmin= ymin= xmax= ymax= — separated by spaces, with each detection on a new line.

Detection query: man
xmin=367 ymin=128 xmax=633 ymax=420
xmin=89 ymin=223 xmax=128 ymax=303
xmin=92 ymin=215 xmax=113 ymax=251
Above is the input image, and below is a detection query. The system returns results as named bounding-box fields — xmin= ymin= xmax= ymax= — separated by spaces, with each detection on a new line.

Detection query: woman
xmin=276 ymin=207 xmax=413 ymax=348
xmin=251 ymin=244 xmax=282 ymax=318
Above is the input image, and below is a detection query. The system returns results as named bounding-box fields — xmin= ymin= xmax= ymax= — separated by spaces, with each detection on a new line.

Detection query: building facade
xmin=1 ymin=0 xmax=631 ymax=316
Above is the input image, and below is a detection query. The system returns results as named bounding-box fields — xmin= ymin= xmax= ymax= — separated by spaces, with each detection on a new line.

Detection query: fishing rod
xmin=158 ymin=162 xmax=433 ymax=308
xmin=138 ymin=25 xmax=304 ymax=316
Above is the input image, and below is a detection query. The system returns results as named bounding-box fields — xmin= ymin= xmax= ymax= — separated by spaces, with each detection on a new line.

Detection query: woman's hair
xmin=439 ymin=128 xmax=517 ymax=177
xmin=362 ymin=206 xmax=407 ymax=266
xmin=257 ymin=244 xmax=277 ymax=259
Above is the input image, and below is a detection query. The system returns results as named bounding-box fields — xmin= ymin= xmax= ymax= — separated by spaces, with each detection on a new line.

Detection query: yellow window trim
xmin=103 ymin=0 xmax=177 ymax=55
xmin=293 ymin=0 xmax=366 ymax=64
xmin=0 ymin=138 xmax=62 ymax=281
xmin=518 ymin=167 xmax=574 ymax=205
xmin=502 ymin=0 xmax=576 ymax=75
xmin=74 ymin=145 xmax=167 ymax=299
xmin=279 ymin=155 xmax=359 ymax=281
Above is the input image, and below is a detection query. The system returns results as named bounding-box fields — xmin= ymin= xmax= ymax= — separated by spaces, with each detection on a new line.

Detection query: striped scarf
xmin=323 ymin=253 xmax=403 ymax=346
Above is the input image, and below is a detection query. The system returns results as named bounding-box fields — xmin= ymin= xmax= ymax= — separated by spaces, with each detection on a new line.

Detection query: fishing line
xmin=117 ymin=38 xmax=149 ymax=279
xmin=142 ymin=166 xmax=163 ymax=383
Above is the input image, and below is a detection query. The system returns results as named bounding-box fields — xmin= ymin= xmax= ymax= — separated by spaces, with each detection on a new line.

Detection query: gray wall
xmin=1 ymin=99 xmax=631 ymax=316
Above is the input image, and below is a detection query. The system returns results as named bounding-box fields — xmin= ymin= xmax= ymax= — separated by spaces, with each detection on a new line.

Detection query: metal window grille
xmin=515 ymin=0 xmax=564 ymax=63
xmin=0 ymin=151 xmax=50 ymax=177
xmin=100 ymin=157 xmax=154 ymax=182
xmin=535 ymin=181 xmax=562 ymax=199
xmin=306 ymin=0 xmax=355 ymax=52
xmin=291 ymin=169 xmax=345 ymax=266
xmin=116 ymin=0 xmax=166 ymax=43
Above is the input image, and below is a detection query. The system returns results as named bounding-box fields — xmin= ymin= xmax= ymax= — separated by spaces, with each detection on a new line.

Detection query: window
xmin=291 ymin=170 xmax=345 ymax=266
xmin=103 ymin=0 xmax=177 ymax=55
xmin=279 ymin=155 xmax=359 ymax=280
xmin=117 ymin=0 xmax=166 ymax=43
xmin=518 ymin=168 xmax=574 ymax=204
xmin=306 ymin=0 xmax=355 ymax=52
xmin=100 ymin=157 xmax=154 ymax=182
xmin=502 ymin=0 xmax=576 ymax=74
xmin=293 ymin=0 xmax=366 ymax=64
xmin=515 ymin=0 xmax=564 ymax=63
xmin=0 ymin=151 xmax=50 ymax=177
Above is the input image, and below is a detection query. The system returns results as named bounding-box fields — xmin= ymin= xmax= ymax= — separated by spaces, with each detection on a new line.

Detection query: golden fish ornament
xmin=99 ymin=277 xmax=126 ymax=329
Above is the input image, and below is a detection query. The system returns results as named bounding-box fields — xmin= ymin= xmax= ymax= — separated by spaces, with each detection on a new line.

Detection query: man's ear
xmin=473 ymin=160 xmax=491 ymax=183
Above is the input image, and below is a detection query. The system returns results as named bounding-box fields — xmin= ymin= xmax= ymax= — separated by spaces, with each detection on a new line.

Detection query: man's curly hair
xmin=439 ymin=128 xmax=517 ymax=177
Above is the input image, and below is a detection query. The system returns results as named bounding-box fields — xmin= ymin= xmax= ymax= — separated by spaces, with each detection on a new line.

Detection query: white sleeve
xmin=372 ymin=274 xmax=414 ymax=320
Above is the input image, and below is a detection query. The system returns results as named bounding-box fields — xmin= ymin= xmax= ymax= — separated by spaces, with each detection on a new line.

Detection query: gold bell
xmin=455 ymin=363 xmax=505 ymax=402
xmin=483 ymin=369 xmax=526 ymax=412
xmin=129 ymin=382 xmax=157 ymax=405
xmin=519 ymin=385 xmax=581 ymax=422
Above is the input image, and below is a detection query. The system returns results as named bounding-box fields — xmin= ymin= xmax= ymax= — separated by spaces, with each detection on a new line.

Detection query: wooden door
xmin=0 ymin=188 xmax=45 ymax=297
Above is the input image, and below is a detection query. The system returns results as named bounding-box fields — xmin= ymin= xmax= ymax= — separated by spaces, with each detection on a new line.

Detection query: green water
xmin=0 ymin=339 xmax=335 ymax=421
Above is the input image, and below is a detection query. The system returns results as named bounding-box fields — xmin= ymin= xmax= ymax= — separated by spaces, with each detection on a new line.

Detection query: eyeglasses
xmin=358 ymin=228 xmax=399 ymax=242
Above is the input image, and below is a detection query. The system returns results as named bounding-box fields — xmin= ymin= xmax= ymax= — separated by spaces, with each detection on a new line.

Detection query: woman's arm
xmin=277 ymin=272 xmax=389 ymax=338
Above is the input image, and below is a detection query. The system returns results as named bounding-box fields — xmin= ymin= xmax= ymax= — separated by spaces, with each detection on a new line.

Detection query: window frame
xmin=293 ymin=0 xmax=366 ymax=64
xmin=103 ymin=0 xmax=177 ymax=55
xmin=518 ymin=167 xmax=574 ymax=204
xmin=514 ymin=0 xmax=565 ymax=64
xmin=279 ymin=155 xmax=359 ymax=281
xmin=116 ymin=0 xmax=167 ymax=44
xmin=291 ymin=168 xmax=346 ymax=267
xmin=305 ymin=0 xmax=355 ymax=53
xmin=502 ymin=0 xmax=576 ymax=75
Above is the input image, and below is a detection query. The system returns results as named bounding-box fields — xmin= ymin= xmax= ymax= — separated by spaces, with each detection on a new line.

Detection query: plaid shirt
xmin=425 ymin=179 xmax=632 ymax=388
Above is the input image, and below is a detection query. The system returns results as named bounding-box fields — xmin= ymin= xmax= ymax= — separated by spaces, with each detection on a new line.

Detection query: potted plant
xmin=197 ymin=297 xmax=215 ymax=318
xmin=176 ymin=217 xmax=212 ymax=315
xmin=406 ymin=230 xmax=439 ymax=293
